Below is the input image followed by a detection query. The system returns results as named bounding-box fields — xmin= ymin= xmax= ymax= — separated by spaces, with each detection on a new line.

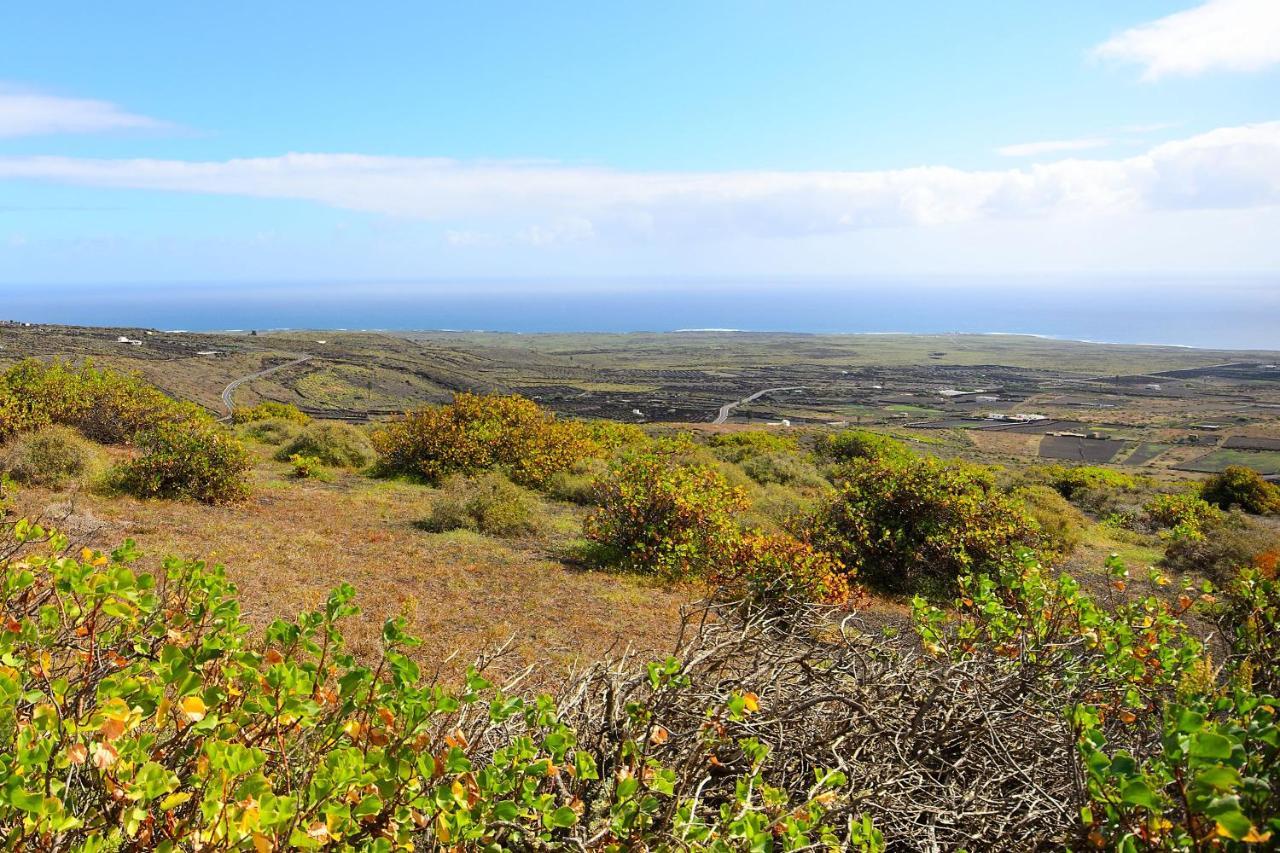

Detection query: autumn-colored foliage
xmin=585 ymin=454 xmax=748 ymax=578
xmin=807 ymin=455 xmax=1039 ymax=596
xmin=372 ymin=393 xmax=599 ymax=488
xmin=714 ymin=531 xmax=853 ymax=606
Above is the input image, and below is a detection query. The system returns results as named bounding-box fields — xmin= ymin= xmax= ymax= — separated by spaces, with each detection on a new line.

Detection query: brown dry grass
xmin=12 ymin=444 xmax=691 ymax=686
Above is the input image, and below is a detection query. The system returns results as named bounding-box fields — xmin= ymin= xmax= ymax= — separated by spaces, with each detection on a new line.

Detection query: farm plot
xmin=1174 ymin=448 xmax=1280 ymax=475
xmin=1039 ymin=435 xmax=1130 ymax=464
xmin=1223 ymin=435 xmax=1280 ymax=451
xmin=1119 ymin=442 xmax=1171 ymax=466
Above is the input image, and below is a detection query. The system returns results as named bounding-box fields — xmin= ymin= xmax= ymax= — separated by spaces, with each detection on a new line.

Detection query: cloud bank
xmin=1094 ymin=0 xmax=1280 ymax=80
xmin=0 ymin=86 xmax=165 ymax=138
xmin=1 ymin=122 xmax=1277 ymax=244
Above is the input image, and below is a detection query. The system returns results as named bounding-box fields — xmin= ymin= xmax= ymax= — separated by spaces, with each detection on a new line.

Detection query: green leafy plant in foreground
xmin=0 ymin=520 xmax=861 ymax=851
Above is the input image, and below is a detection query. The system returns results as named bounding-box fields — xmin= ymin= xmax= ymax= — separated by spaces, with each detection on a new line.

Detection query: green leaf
xmin=1120 ymin=779 xmax=1161 ymax=810
xmin=546 ymin=806 xmax=578 ymax=829
xmin=1189 ymin=732 xmax=1234 ymax=760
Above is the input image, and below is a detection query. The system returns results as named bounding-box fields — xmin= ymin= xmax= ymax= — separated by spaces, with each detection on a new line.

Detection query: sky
xmin=1 ymin=0 xmax=1279 ymax=286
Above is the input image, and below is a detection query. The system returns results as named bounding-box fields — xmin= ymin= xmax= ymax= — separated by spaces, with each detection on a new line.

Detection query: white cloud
xmin=0 ymin=86 xmax=165 ymax=138
xmin=0 ymin=122 xmax=1277 ymax=243
xmin=997 ymin=137 xmax=1113 ymax=157
xmin=1094 ymin=0 xmax=1280 ymax=80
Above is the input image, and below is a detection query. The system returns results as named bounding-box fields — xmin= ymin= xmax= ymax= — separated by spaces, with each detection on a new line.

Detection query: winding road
xmin=219 ymin=355 xmax=312 ymax=419
xmin=712 ymin=386 xmax=805 ymax=425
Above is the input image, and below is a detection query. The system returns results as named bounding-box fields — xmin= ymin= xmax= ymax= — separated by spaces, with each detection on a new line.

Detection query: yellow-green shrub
xmin=1 ymin=425 xmax=96 ymax=487
xmin=275 ymin=422 xmax=373 ymax=468
xmin=808 ymin=455 xmax=1039 ymax=596
xmin=372 ymin=393 xmax=599 ymax=488
xmin=422 ymin=472 xmax=539 ymax=536
xmin=231 ymin=400 xmax=310 ymax=425
xmin=584 ymin=454 xmax=748 ymax=577
xmin=1201 ymin=465 xmax=1280 ymax=515
xmin=713 ymin=531 xmax=853 ymax=606
xmin=708 ymin=430 xmax=799 ymax=463
xmin=115 ymin=420 xmax=251 ymax=504
xmin=238 ymin=416 xmax=302 ymax=446
xmin=1016 ymin=484 xmax=1087 ymax=557
xmin=0 ymin=358 xmax=200 ymax=444
xmin=816 ymin=429 xmax=910 ymax=463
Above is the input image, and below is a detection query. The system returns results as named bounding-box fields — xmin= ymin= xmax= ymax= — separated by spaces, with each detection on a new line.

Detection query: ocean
xmin=4 ymin=276 xmax=1277 ymax=351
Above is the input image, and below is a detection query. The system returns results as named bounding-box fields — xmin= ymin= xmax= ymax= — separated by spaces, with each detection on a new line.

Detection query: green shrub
xmin=0 ymin=358 xmax=201 ymax=444
xmin=743 ymin=481 xmax=822 ymax=534
xmin=275 ymin=422 xmax=374 ymax=468
xmin=1042 ymin=464 xmax=1138 ymax=501
xmin=231 ymin=400 xmax=310 ymax=425
xmin=372 ymin=393 xmax=599 ymax=488
xmin=740 ymin=451 xmax=827 ymax=489
xmin=816 ymin=429 xmax=910 ymax=463
xmin=1143 ymin=491 xmax=1225 ymax=538
xmin=708 ymin=430 xmax=799 ymax=463
xmin=807 ymin=455 xmax=1039 ymax=596
xmin=238 ymin=416 xmax=303 ymax=446
xmin=288 ymin=453 xmax=325 ymax=479
xmin=0 ymin=425 xmax=95 ymax=487
xmin=422 ymin=472 xmax=539 ymax=536
xmin=584 ymin=454 xmax=748 ymax=577
xmin=115 ymin=420 xmax=251 ymax=504
xmin=1161 ymin=514 xmax=1279 ymax=585
xmin=545 ymin=457 xmax=609 ymax=505
xmin=1015 ymin=484 xmax=1087 ymax=557
xmin=1201 ymin=465 xmax=1280 ymax=515
xmin=0 ymin=524 xmax=858 ymax=850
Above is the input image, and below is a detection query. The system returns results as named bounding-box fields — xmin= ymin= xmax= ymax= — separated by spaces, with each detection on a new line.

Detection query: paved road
xmin=712 ymin=386 xmax=805 ymax=425
xmin=219 ymin=355 xmax=312 ymax=419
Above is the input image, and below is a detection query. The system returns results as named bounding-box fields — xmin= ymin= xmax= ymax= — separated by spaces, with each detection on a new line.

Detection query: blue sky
xmin=2 ymin=0 xmax=1279 ymax=284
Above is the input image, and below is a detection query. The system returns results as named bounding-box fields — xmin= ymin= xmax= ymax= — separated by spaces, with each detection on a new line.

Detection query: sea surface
xmin=4 ymin=276 xmax=1278 ymax=351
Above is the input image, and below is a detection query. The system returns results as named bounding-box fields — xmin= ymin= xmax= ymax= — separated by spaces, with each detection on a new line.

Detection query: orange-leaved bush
xmin=372 ymin=393 xmax=598 ymax=488
xmin=584 ymin=453 xmax=748 ymax=578
xmin=713 ymin=531 xmax=853 ymax=606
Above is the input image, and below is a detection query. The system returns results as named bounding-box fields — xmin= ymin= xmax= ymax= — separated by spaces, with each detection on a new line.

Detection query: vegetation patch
xmin=808 ymin=455 xmax=1039 ymax=596
xmin=231 ymin=400 xmax=310 ymax=425
xmin=114 ymin=420 xmax=252 ymax=504
xmin=420 ymin=472 xmax=541 ymax=537
xmin=373 ymin=393 xmax=599 ymax=488
xmin=275 ymin=422 xmax=374 ymax=468
xmin=0 ymin=425 xmax=96 ymax=487
xmin=585 ymin=454 xmax=747 ymax=578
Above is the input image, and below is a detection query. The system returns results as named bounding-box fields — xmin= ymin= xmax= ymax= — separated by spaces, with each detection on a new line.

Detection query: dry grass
xmin=12 ymin=445 xmax=690 ymax=685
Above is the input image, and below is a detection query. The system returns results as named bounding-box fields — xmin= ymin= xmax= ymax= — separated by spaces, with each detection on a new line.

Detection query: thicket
xmin=238 ymin=417 xmax=303 ymax=446
xmin=2 ymin=512 xmax=1275 ymax=849
xmin=814 ymin=429 xmax=910 ymax=464
xmin=275 ymin=422 xmax=374 ymax=469
xmin=372 ymin=393 xmax=599 ymax=489
xmin=584 ymin=454 xmax=748 ymax=578
xmin=0 ymin=360 xmax=250 ymax=504
xmin=808 ymin=455 xmax=1040 ymax=596
xmin=1201 ymin=465 xmax=1280 ymax=515
xmin=114 ymin=420 xmax=251 ymax=504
